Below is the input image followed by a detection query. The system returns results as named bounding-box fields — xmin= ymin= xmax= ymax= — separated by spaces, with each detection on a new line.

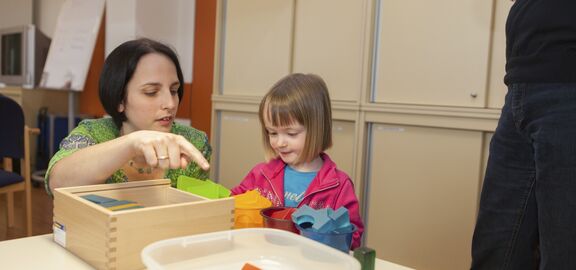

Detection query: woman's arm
xmin=48 ymin=130 xmax=209 ymax=192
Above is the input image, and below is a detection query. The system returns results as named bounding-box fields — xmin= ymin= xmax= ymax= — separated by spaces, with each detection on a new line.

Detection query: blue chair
xmin=0 ymin=94 xmax=40 ymax=236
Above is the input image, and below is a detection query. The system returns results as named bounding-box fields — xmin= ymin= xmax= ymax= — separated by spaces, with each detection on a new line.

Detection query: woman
xmin=46 ymin=38 xmax=210 ymax=194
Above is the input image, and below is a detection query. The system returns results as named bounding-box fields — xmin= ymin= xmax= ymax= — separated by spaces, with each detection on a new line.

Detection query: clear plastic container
xmin=141 ymin=228 xmax=361 ymax=270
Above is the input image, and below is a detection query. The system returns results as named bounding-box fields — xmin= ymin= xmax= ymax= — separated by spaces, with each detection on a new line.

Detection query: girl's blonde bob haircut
xmin=259 ymin=73 xmax=332 ymax=164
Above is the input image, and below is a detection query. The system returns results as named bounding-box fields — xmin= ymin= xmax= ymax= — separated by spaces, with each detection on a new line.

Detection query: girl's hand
xmin=126 ymin=130 xmax=210 ymax=171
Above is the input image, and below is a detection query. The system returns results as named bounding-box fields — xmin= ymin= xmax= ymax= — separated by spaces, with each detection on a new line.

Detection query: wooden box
xmin=52 ymin=179 xmax=234 ymax=270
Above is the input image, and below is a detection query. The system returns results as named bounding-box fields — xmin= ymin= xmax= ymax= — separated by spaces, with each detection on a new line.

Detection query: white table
xmin=0 ymin=234 xmax=414 ymax=269
xmin=0 ymin=234 xmax=91 ymax=269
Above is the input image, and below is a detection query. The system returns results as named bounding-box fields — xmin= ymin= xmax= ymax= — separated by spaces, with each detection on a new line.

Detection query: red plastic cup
xmin=260 ymin=207 xmax=299 ymax=233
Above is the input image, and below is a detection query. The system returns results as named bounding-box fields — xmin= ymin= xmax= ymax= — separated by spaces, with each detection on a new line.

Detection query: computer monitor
xmin=0 ymin=25 xmax=51 ymax=88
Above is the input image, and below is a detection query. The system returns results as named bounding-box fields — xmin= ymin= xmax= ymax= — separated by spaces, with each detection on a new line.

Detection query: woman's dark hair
xmin=99 ymin=38 xmax=184 ymax=129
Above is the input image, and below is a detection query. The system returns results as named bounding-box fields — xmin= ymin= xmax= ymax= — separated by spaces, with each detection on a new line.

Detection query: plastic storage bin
xmin=141 ymin=228 xmax=360 ymax=270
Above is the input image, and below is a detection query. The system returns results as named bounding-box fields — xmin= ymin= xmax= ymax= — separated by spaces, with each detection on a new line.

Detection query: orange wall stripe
xmin=190 ymin=0 xmax=217 ymax=138
xmin=79 ymin=12 xmax=106 ymax=117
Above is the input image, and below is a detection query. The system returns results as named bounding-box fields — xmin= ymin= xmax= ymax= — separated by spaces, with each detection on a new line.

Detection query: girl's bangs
xmin=266 ymin=99 xmax=298 ymax=127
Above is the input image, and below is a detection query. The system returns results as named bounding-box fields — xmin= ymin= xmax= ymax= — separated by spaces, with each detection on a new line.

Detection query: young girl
xmin=231 ymin=73 xmax=364 ymax=249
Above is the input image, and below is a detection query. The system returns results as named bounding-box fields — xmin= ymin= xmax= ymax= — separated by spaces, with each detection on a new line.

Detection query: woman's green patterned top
xmin=45 ymin=118 xmax=211 ymax=195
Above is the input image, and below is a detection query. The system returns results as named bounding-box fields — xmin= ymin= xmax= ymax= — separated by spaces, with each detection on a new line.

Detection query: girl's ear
xmin=118 ymin=102 xmax=125 ymax=113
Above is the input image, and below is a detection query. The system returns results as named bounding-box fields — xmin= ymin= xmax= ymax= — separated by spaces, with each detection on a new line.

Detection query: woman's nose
xmin=161 ymin=89 xmax=177 ymax=110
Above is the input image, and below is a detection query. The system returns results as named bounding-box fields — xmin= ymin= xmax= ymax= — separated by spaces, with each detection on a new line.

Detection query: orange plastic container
xmin=233 ymin=190 xmax=272 ymax=228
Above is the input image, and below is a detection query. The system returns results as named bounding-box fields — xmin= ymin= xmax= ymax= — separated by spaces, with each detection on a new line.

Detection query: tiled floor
xmin=0 ymin=183 xmax=54 ymax=241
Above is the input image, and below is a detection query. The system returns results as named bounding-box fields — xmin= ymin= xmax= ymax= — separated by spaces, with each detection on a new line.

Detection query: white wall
xmin=16 ymin=0 xmax=196 ymax=84
xmin=0 ymin=0 xmax=66 ymax=37
xmin=106 ymin=0 xmax=196 ymax=83
xmin=105 ymin=0 xmax=137 ymax=56
xmin=0 ymin=0 xmax=33 ymax=28
xmin=33 ymin=0 xmax=67 ymax=37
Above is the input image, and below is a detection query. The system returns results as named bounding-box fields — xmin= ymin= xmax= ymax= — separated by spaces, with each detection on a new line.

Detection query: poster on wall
xmin=39 ymin=0 xmax=105 ymax=91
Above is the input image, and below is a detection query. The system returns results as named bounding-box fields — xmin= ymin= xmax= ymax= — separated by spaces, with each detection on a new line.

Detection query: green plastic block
xmin=177 ymin=175 xmax=231 ymax=199
xmin=353 ymin=246 xmax=376 ymax=270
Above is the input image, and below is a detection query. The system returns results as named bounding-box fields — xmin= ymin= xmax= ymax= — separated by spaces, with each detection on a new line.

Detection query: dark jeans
xmin=472 ymin=83 xmax=576 ymax=270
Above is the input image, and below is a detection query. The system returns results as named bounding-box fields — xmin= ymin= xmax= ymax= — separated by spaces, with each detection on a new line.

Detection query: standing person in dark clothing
xmin=471 ymin=0 xmax=576 ymax=269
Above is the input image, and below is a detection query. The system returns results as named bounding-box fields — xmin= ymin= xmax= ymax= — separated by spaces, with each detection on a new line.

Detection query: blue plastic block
xmin=81 ymin=194 xmax=117 ymax=204
xmin=293 ymin=206 xmax=355 ymax=233
xmin=292 ymin=205 xmax=316 ymax=227
xmin=329 ymin=207 xmax=351 ymax=230
xmin=312 ymin=208 xmax=335 ymax=233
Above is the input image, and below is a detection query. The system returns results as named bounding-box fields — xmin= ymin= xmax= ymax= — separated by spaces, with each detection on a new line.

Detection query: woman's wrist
xmin=122 ymin=130 xmax=142 ymax=158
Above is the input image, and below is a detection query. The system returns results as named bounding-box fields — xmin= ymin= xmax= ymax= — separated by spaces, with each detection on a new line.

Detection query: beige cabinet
xmin=220 ymin=0 xmax=293 ymax=96
xmin=292 ymin=0 xmax=370 ymax=102
xmin=213 ymin=111 xmax=264 ymax=189
xmin=374 ymin=0 xmax=493 ymax=107
xmin=365 ymin=124 xmax=483 ymax=270
xmin=487 ymin=0 xmax=514 ymax=109
xmin=325 ymin=120 xmax=357 ymax=179
xmin=218 ymin=0 xmax=371 ymax=101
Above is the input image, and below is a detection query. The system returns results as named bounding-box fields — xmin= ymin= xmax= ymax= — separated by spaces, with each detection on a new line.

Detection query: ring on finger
xmin=157 ymin=155 xmax=169 ymax=160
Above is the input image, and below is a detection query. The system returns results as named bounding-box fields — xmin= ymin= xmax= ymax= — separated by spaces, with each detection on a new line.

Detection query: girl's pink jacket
xmin=231 ymin=153 xmax=365 ymax=249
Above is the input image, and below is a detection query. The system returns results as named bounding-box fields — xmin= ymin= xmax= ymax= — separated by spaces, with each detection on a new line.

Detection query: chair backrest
xmin=0 ymin=94 xmax=25 ymax=159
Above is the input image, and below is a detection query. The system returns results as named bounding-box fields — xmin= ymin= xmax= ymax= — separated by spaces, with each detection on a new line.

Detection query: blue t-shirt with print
xmin=283 ymin=166 xmax=317 ymax=207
